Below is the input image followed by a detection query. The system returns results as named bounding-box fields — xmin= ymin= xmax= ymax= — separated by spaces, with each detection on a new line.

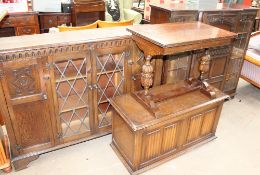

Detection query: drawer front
xmin=58 ymin=15 xmax=71 ymax=23
xmin=170 ymin=12 xmax=198 ymax=23
xmin=16 ymin=15 xmax=37 ymax=26
xmin=43 ymin=16 xmax=58 ymax=28
xmin=0 ymin=17 xmax=16 ymax=28
xmin=16 ymin=26 xmax=38 ymax=36
xmin=237 ymin=12 xmax=257 ymax=33
xmin=203 ymin=12 xmax=238 ymax=32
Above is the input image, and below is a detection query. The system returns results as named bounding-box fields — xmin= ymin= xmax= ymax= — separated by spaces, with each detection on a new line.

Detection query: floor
xmin=5 ymin=79 xmax=260 ymax=175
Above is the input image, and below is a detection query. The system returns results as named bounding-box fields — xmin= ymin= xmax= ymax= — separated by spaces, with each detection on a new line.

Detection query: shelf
xmin=58 ymin=94 xmax=89 ymax=113
xmin=97 ymin=69 xmax=123 ymax=75
xmin=60 ymin=105 xmax=89 ymax=114
xmin=55 ymin=75 xmax=88 ymax=83
xmin=61 ymin=117 xmax=90 ymax=137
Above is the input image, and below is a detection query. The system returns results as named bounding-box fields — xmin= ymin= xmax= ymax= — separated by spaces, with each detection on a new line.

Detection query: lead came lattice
xmin=96 ymin=52 xmax=126 ymax=128
xmin=54 ymin=58 xmax=90 ymax=138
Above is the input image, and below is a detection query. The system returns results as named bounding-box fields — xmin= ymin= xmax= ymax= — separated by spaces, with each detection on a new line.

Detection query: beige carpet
xmin=5 ymin=79 xmax=260 ymax=175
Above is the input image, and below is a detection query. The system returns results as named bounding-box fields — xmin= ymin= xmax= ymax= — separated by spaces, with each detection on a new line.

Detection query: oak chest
xmin=110 ymin=80 xmax=228 ymax=174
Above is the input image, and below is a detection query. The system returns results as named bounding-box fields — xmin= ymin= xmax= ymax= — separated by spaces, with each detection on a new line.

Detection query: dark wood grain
xmin=127 ymin=22 xmax=236 ymax=48
xmin=110 ymin=81 xmax=228 ymax=174
xmin=0 ymin=12 xmax=39 ymax=37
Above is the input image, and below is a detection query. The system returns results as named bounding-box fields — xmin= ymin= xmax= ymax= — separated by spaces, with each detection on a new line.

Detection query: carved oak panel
xmin=202 ymin=12 xmax=238 ymax=32
xmin=0 ymin=58 xmax=54 ymax=155
xmin=5 ymin=65 xmax=41 ymax=99
xmin=169 ymin=13 xmax=198 ymax=23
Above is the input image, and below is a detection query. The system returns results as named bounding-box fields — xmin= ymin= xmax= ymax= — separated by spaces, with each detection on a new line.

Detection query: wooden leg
xmin=12 ymin=154 xmax=39 ymax=171
xmin=199 ymin=50 xmax=211 ymax=81
xmin=2 ymin=165 xmax=12 ymax=173
xmin=141 ymin=55 xmax=154 ymax=96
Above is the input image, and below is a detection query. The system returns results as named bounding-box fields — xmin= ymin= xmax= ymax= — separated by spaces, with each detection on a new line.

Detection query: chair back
xmin=123 ymin=0 xmax=133 ymax=9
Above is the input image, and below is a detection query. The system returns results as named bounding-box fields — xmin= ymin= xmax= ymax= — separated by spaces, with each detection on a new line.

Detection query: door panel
xmin=92 ymin=44 xmax=130 ymax=132
xmin=49 ymin=51 xmax=92 ymax=143
xmin=0 ymin=58 xmax=54 ymax=154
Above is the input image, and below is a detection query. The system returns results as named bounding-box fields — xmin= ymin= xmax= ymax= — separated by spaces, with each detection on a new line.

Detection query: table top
xmin=127 ymin=22 xmax=236 ymax=48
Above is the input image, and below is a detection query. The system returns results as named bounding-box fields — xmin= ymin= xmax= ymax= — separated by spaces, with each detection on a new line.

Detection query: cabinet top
xmin=0 ymin=27 xmax=130 ymax=53
xmin=127 ymin=22 xmax=236 ymax=49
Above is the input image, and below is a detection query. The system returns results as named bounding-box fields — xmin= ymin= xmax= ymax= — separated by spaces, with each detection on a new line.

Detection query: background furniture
xmin=105 ymin=0 xmax=142 ymax=24
xmin=71 ymin=0 xmax=105 ymax=26
xmin=149 ymin=4 xmax=258 ymax=96
xmin=38 ymin=12 xmax=71 ymax=33
xmin=241 ymin=31 xmax=260 ymax=88
xmin=0 ymin=12 xmax=39 ymax=37
xmin=0 ymin=126 xmax=11 ymax=173
xmin=0 ymin=10 xmax=8 ymax=22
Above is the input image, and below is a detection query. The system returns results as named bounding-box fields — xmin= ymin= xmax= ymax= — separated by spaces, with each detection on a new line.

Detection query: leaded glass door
xmin=49 ymin=51 xmax=92 ymax=143
xmin=92 ymin=45 xmax=130 ymax=132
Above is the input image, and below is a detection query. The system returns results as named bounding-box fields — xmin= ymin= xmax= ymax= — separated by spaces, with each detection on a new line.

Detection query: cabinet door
xmin=49 ymin=51 xmax=93 ymax=143
xmin=0 ymin=57 xmax=54 ymax=155
xmin=92 ymin=43 xmax=131 ymax=133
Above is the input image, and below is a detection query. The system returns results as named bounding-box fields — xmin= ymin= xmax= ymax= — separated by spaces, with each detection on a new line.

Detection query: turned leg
xmin=12 ymin=155 xmax=39 ymax=171
xmin=141 ymin=55 xmax=154 ymax=95
xmin=199 ymin=50 xmax=211 ymax=81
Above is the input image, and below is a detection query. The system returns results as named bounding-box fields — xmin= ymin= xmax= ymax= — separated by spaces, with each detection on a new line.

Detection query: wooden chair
xmin=241 ymin=31 xmax=260 ymax=88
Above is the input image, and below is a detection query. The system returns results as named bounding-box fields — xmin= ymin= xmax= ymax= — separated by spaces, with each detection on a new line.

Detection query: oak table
xmin=110 ymin=22 xmax=237 ymax=174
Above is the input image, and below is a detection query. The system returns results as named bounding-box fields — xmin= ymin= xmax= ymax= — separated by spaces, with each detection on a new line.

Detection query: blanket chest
xmin=110 ymin=80 xmax=229 ymax=174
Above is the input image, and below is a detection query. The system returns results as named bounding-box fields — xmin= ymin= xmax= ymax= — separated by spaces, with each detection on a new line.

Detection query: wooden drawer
xmin=15 ymin=15 xmax=36 ymax=26
xmin=169 ymin=11 xmax=198 ymax=23
xmin=42 ymin=16 xmax=58 ymax=29
xmin=58 ymin=15 xmax=71 ymax=23
xmin=16 ymin=26 xmax=38 ymax=36
xmin=202 ymin=12 xmax=238 ymax=32
xmin=0 ymin=17 xmax=16 ymax=28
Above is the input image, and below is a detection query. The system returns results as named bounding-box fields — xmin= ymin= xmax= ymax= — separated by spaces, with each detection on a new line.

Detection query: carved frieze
xmin=0 ymin=39 xmax=133 ymax=63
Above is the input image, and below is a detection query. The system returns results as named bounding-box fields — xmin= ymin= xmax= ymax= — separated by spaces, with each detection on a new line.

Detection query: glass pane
xmin=53 ymin=57 xmax=90 ymax=138
xmin=96 ymin=52 xmax=125 ymax=128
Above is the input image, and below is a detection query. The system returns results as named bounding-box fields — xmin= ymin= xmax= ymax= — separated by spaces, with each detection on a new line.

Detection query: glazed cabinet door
xmin=48 ymin=51 xmax=93 ymax=143
xmin=92 ymin=41 xmax=132 ymax=133
xmin=0 ymin=57 xmax=54 ymax=155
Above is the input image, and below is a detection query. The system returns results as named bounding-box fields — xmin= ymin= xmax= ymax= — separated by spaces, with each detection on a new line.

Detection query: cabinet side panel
xmin=112 ymin=111 xmax=135 ymax=166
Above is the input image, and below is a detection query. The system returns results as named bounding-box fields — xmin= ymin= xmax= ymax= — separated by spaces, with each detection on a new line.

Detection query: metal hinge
xmin=16 ymin=145 xmax=22 ymax=151
xmin=57 ymin=132 xmax=63 ymax=139
xmin=45 ymin=62 xmax=53 ymax=70
xmin=0 ymin=70 xmax=4 ymax=79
